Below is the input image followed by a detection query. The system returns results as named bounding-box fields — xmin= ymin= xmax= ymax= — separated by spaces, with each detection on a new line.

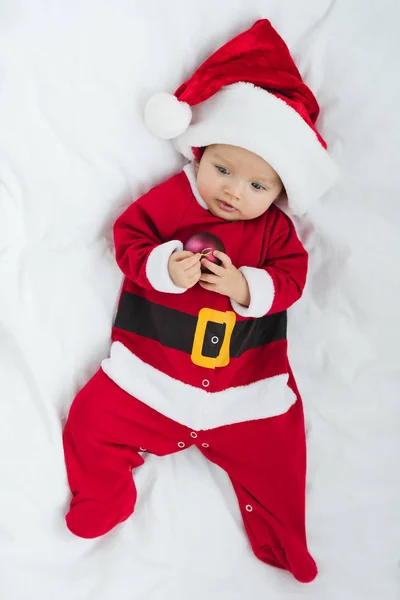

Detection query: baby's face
xmin=195 ymin=144 xmax=283 ymax=221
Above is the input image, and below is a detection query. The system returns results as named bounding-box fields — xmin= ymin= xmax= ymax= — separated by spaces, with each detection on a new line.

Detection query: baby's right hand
xmin=168 ymin=251 xmax=201 ymax=289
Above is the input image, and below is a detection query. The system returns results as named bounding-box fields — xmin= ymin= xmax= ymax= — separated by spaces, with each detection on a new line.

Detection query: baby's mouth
xmin=217 ymin=199 xmax=237 ymax=213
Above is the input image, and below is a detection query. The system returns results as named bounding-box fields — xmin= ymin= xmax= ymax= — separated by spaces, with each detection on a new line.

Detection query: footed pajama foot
xmin=257 ymin=544 xmax=318 ymax=583
xmin=66 ymin=499 xmax=133 ymax=539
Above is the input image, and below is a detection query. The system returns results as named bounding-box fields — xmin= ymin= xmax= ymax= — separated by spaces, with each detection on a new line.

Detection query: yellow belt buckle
xmin=191 ymin=308 xmax=236 ymax=369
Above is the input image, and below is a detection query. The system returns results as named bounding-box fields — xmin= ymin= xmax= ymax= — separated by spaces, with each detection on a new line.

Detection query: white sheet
xmin=1 ymin=1 xmax=399 ymax=598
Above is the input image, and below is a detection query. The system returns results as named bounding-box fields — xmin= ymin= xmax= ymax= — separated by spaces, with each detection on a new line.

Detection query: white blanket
xmin=1 ymin=1 xmax=399 ymax=598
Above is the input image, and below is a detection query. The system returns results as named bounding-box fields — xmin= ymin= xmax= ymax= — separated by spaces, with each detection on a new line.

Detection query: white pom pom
xmin=144 ymin=92 xmax=192 ymax=139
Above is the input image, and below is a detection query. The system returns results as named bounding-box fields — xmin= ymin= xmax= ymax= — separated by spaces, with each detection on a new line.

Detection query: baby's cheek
xmin=200 ymin=184 xmax=215 ymax=207
xmin=199 ymin=180 xmax=211 ymax=195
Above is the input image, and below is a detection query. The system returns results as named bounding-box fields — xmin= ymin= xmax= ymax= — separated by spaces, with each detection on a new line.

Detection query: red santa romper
xmin=63 ymin=163 xmax=318 ymax=583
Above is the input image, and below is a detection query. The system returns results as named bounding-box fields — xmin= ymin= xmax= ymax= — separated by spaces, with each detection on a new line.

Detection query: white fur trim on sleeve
xmin=145 ymin=240 xmax=186 ymax=294
xmin=230 ymin=266 xmax=275 ymax=318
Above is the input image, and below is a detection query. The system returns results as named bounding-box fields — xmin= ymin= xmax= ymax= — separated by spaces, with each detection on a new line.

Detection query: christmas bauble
xmin=183 ymin=232 xmax=225 ymax=273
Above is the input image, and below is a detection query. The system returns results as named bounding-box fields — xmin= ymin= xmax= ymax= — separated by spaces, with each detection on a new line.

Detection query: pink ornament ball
xmin=183 ymin=232 xmax=225 ymax=273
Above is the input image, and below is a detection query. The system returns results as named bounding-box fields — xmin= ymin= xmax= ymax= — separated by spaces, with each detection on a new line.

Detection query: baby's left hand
xmin=199 ymin=251 xmax=250 ymax=307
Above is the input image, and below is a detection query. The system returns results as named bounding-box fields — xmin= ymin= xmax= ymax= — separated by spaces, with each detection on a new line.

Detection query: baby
xmin=168 ymin=144 xmax=284 ymax=303
xmin=63 ymin=20 xmax=337 ymax=584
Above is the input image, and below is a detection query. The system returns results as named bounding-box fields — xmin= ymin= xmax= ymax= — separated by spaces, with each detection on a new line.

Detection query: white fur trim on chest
xmin=101 ymin=341 xmax=296 ymax=430
xmin=183 ymin=162 xmax=208 ymax=209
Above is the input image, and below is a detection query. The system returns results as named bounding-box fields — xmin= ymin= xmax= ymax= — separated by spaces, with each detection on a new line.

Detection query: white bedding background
xmin=0 ymin=1 xmax=399 ymax=599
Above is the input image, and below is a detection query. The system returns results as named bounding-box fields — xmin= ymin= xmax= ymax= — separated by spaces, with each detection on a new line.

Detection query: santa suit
xmin=63 ymin=163 xmax=317 ymax=583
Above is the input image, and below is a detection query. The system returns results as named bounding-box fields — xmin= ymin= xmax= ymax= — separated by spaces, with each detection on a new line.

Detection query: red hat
xmin=144 ymin=19 xmax=338 ymax=215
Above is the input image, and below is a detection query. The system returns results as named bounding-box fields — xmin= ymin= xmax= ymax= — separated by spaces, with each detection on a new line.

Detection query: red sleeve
xmin=113 ymin=175 xmax=191 ymax=293
xmin=231 ymin=209 xmax=308 ymax=317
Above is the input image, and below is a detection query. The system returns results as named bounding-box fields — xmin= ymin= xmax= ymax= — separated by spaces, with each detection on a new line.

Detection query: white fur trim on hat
xmin=144 ymin=92 xmax=192 ymax=139
xmin=173 ymin=82 xmax=339 ymax=215
xmin=146 ymin=240 xmax=186 ymax=294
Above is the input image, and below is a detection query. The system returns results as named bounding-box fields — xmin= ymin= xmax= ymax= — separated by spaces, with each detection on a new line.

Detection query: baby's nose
xmin=225 ymin=182 xmax=242 ymax=201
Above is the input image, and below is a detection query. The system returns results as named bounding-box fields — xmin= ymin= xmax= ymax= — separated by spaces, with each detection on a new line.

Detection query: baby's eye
xmin=216 ymin=165 xmax=230 ymax=175
xmin=251 ymin=182 xmax=265 ymax=191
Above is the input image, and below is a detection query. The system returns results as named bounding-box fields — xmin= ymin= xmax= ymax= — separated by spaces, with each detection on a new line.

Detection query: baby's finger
xmin=213 ymin=251 xmax=232 ymax=268
xmin=199 ymin=272 xmax=219 ymax=285
xmin=185 ymin=262 xmax=201 ymax=277
xmin=181 ymin=253 xmax=201 ymax=270
xmin=188 ymin=272 xmax=201 ymax=283
xmin=199 ymin=281 xmax=216 ymax=292
xmin=201 ymin=258 xmax=224 ymax=276
xmin=171 ymin=250 xmax=194 ymax=262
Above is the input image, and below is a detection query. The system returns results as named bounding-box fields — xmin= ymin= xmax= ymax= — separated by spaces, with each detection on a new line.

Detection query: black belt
xmin=114 ymin=292 xmax=286 ymax=368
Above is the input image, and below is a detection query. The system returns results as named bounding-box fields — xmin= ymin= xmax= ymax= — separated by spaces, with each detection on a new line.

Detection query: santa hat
xmin=144 ymin=19 xmax=338 ymax=215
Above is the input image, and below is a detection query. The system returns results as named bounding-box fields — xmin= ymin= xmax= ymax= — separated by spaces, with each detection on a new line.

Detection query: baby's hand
xmin=168 ymin=251 xmax=202 ymax=289
xmin=199 ymin=251 xmax=250 ymax=306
